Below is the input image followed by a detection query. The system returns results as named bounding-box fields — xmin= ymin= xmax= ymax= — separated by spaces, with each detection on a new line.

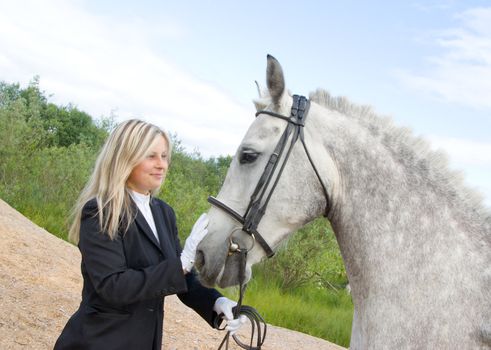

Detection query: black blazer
xmin=54 ymin=197 xmax=221 ymax=350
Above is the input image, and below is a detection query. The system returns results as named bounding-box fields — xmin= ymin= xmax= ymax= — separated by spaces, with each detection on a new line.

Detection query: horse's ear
xmin=253 ymin=80 xmax=270 ymax=112
xmin=266 ymin=54 xmax=286 ymax=106
xmin=255 ymin=80 xmax=263 ymax=98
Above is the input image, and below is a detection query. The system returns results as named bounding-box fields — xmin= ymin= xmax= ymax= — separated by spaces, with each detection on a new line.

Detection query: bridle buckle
xmin=228 ymin=234 xmax=256 ymax=256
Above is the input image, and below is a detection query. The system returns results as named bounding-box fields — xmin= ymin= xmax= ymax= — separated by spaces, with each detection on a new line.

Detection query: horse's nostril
xmin=195 ymin=250 xmax=204 ymax=270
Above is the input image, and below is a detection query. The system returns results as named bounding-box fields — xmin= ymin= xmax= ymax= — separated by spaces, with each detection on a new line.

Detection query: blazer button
xmin=147 ymin=308 xmax=155 ymax=312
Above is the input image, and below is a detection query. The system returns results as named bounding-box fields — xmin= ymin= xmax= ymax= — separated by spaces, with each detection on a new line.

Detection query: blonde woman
xmin=54 ymin=119 xmax=244 ymax=350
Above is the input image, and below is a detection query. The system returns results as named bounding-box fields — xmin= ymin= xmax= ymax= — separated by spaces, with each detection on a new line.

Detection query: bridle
xmin=209 ymin=95 xmax=331 ymax=350
xmin=208 ymin=94 xmax=330 ymax=258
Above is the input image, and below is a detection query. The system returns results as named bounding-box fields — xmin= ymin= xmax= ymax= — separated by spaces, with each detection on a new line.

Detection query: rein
xmin=215 ymin=249 xmax=267 ymax=350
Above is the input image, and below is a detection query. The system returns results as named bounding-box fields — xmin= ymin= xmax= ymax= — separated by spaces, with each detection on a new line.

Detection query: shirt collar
xmin=129 ymin=189 xmax=151 ymax=207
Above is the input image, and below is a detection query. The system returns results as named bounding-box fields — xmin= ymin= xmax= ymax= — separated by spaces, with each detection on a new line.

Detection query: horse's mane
xmin=309 ymin=88 xmax=491 ymax=220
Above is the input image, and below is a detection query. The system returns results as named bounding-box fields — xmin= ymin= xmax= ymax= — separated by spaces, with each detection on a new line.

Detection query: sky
xmin=0 ymin=0 xmax=490 ymax=207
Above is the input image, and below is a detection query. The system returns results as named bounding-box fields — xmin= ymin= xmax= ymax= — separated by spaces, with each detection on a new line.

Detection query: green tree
xmin=0 ymin=78 xmax=111 ymax=237
xmin=41 ymin=103 xmax=109 ymax=148
xmin=0 ymin=78 xmax=111 ymax=149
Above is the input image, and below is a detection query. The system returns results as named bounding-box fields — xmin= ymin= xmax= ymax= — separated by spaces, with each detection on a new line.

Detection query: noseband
xmin=208 ymin=95 xmax=330 ymax=258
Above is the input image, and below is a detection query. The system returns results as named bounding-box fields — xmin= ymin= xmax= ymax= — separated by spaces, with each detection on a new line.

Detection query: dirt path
xmin=0 ymin=199 xmax=345 ymax=349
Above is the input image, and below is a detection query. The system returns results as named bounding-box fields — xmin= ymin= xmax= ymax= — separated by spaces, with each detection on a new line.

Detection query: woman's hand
xmin=180 ymin=213 xmax=209 ymax=273
xmin=213 ymin=297 xmax=247 ymax=335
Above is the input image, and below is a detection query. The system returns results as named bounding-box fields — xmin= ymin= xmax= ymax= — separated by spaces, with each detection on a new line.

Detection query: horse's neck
xmin=314 ymin=109 xmax=485 ymax=299
xmin=307 ymin=99 xmax=489 ymax=348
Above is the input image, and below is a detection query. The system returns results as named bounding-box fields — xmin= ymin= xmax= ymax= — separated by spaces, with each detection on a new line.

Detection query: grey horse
xmin=195 ymin=55 xmax=491 ymax=349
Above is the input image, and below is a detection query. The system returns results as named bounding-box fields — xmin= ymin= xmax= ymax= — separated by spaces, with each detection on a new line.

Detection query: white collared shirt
xmin=129 ymin=190 xmax=160 ymax=243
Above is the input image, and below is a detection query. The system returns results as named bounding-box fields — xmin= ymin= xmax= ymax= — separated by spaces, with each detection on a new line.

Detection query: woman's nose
xmin=157 ymin=158 xmax=168 ymax=169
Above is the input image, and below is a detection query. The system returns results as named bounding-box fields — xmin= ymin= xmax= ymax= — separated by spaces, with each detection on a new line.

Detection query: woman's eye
xmin=239 ymin=151 xmax=259 ymax=164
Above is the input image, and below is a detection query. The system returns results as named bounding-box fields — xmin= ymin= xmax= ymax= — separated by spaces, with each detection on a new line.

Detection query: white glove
xmin=180 ymin=213 xmax=208 ymax=272
xmin=213 ymin=297 xmax=248 ymax=335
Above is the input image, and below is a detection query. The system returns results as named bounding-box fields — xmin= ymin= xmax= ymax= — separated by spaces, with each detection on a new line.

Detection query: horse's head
xmin=195 ymin=55 xmax=339 ymax=288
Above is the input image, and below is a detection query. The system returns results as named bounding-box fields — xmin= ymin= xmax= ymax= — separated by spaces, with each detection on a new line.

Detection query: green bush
xmin=255 ymin=218 xmax=348 ymax=292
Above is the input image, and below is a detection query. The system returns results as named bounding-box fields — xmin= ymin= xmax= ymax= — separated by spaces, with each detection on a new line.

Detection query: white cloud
xmin=428 ymin=135 xmax=491 ymax=207
xmin=0 ymin=0 xmax=252 ymax=157
xmin=396 ymin=7 xmax=491 ymax=110
xmin=410 ymin=1 xmax=459 ymax=12
xmin=428 ymin=135 xmax=491 ymax=166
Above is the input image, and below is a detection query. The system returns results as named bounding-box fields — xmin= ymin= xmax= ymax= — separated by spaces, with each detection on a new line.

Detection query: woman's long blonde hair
xmin=68 ymin=119 xmax=172 ymax=244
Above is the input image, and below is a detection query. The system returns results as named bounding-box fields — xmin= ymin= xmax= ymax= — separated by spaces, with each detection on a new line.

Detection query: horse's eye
xmin=239 ymin=151 xmax=259 ymax=164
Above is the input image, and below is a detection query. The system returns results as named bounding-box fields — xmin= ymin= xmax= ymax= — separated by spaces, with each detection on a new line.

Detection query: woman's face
xmin=127 ymin=135 xmax=169 ymax=194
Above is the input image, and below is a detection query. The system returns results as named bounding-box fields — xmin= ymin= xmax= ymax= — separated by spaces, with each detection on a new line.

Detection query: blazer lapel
xmin=150 ymin=199 xmax=176 ymax=258
xmin=133 ymin=208 xmax=163 ymax=253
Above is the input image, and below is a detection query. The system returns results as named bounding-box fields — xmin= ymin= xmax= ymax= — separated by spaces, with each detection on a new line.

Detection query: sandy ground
xmin=0 ymin=199 xmax=345 ymax=350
